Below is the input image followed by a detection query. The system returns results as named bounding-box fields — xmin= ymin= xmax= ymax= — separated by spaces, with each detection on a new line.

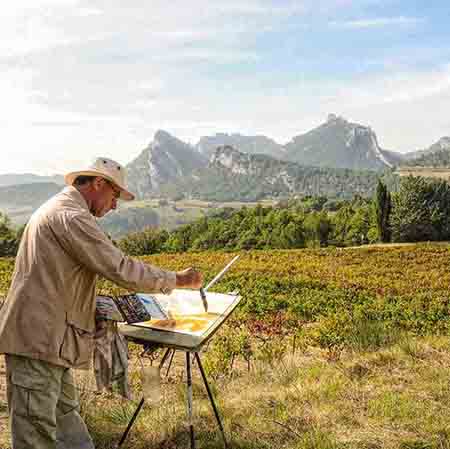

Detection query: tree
xmin=374 ymin=180 xmax=392 ymax=242
xmin=303 ymin=211 xmax=330 ymax=247
xmin=331 ymin=199 xmax=377 ymax=246
xmin=118 ymin=228 xmax=168 ymax=256
xmin=390 ymin=176 xmax=450 ymax=242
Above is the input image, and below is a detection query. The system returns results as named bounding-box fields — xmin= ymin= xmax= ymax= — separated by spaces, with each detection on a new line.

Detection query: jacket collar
xmin=62 ymin=185 xmax=91 ymax=214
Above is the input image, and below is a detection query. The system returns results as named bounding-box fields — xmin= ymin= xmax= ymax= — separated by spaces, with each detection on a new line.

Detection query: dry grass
xmin=5 ymin=336 xmax=449 ymax=449
xmin=93 ymin=338 xmax=450 ymax=449
xmin=2 ymin=338 xmax=450 ymax=448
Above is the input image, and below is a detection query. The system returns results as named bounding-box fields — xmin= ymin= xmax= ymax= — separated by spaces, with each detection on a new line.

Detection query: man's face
xmin=90 ymin=178 xmax=120 ymax=217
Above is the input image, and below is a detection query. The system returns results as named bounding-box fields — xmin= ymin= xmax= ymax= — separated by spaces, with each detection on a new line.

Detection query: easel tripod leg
xmin=117 ymin=397 xmax=145 ymax=448
xmin=159 ymin=348 xmax=173 ymax=369
xmin=166 ymin=349 xmax=176 ymax=377
xmin=194 ymin=353 xmax=228 ymax=448
xmin=186 ymin=352 xmax=196 ymax=449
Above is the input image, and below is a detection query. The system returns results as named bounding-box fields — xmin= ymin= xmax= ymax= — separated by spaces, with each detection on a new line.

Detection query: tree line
xmin=117 ymin=176 xmax=450 ymax=255
xmin=1 ymin=175 xmax=450 ymax=257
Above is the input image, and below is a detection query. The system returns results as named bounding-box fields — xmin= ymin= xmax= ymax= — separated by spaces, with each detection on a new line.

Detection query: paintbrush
xmin=199 ymin=255 xmax=240 ymax=313
xmin=199 ymin=287 xmax=208 ymax=312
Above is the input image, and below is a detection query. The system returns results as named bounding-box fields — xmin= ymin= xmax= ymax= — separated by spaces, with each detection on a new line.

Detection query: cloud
xmin=327 ymin=64 xmax=450 ymax=108
xmin=308 ymin=64 xmax=450 ymax=151
xmin=0 ymin=1 xmax=447 ymax=173
xmin=330 ymin=16 xmax=425 ymax=29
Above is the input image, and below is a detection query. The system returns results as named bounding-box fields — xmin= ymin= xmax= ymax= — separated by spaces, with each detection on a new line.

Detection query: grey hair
xmin=73 ymin=175 xmax=97 ymax=186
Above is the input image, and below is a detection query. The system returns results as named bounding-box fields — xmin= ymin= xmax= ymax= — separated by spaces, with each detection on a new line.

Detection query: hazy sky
xmin=1 ymin=0 xmax=450 ymax=174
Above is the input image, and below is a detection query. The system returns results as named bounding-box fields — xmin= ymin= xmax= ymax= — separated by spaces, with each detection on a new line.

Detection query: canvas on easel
xmin=118 ymin=289 xmax=242 ymax=351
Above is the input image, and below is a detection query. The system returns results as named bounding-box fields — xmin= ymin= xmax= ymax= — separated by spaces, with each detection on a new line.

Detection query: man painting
xmin=0 ymin=157 xmax=202 ymax=448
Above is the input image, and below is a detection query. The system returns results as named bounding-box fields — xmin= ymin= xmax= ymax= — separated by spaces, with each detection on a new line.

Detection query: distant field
xmin=121 ymin=198 xmax=278 ymax=210
xmin=100 ymin=198 xmax=280 ymax=237
xmin=397 ymin=167 xmax=450 ymax=181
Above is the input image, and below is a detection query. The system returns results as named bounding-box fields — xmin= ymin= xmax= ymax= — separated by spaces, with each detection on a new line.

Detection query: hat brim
xmin=64 ymin=170 xmax=135 ymax=201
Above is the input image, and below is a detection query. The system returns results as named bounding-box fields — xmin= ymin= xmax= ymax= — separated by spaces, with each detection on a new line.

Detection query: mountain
xmin=196 ymin=133 xmax=285 ymax=158
xmin=284 ymin=114 xmax=396 ymax=171
xmin=126 ymin=130 xmax=208 ymax=198
xmin=158 ymin=145 xmax=397 ymax=202
xmin=0 ymin=173 xmax=64 ymax=187
xmin=125 ymin=118 xmax=403 ymax=200
xmin=402 ymin=137 xmax=450 ymax=167
xmin=0 ymin=182 xmax=62 ymax=224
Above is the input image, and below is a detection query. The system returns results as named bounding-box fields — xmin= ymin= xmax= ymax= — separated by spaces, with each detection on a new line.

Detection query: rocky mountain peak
xmin=153 ymin=129 xmax=182 ymax=146
xmin=209 ymin=145 xmax=251 ymax=173
xmin=284 ymin=115 xmax=393 ymax=170
xmin=125 ymin=131 xmax=206 ymax=198
xmin=326 ymin=113 xmax=346 ymax=124
xmin=209 ymin=145 xmax=292 ymax=178
xmin=196 ymin=133 xmax=284 ymax=158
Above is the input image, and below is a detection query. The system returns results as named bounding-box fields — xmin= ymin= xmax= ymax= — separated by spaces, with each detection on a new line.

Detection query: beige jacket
xmin=0 ymin=186 xmax=176 ymax=369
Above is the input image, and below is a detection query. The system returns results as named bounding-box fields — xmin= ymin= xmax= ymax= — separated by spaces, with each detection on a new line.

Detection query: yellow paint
xmin=139 ymin=313 xmax=221 ymax=334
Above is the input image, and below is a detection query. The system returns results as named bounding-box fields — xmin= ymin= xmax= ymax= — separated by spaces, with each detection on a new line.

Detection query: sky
xmin=1 ymin=0 xmax=450 ymax=175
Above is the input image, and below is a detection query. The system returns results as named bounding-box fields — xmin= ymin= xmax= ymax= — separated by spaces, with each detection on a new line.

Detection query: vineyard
xmin=1 ymin=244 xmax=450 ymax=448
xmin=2 ymin=244 xmax=450 ymax=371
xmin=2 ymin=245 xmax=450 ymax=354
xmin=103 ymin=244 xmax=450 ymax=356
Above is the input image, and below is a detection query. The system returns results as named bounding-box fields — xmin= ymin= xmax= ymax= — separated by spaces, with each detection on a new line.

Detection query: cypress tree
xmin=375 ymin=180 xmax=392 ymax=242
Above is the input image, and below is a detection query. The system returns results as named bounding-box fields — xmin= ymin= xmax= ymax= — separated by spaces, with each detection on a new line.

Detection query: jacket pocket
xmin=59 ymin=321 xmax=94 ymax=368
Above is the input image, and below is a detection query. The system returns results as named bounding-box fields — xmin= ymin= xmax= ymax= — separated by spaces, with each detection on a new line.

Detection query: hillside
xmin=0 ymin=173 xmax=64 ymax=187
xmin=402 ymin=137 xmax=450 ymax=167
xmin=159 ymin=145 xmax=397 ymax=201
xmin=0 ymin=182 xmax=62 ymax=224
xmin=0 ymin=180 xmax=273 ymax=237
xmin=0 ymin=182 xmax=61 ymax=207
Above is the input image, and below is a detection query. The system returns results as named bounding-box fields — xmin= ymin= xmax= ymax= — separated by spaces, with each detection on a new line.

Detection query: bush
xmin=0 ymin=212 xmax=19 ymax=257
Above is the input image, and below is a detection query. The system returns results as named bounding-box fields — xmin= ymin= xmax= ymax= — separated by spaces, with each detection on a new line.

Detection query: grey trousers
xmin=5 ymin=354 xmax=95 ymax=449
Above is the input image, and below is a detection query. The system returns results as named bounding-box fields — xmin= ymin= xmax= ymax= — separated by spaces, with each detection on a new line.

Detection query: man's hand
xmin=175 ymin=267 xmax=203 ymax=289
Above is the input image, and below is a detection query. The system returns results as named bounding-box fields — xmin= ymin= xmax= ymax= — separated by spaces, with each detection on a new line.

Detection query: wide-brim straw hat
xmin=64 ymin=157 xmax=135 ymax=201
